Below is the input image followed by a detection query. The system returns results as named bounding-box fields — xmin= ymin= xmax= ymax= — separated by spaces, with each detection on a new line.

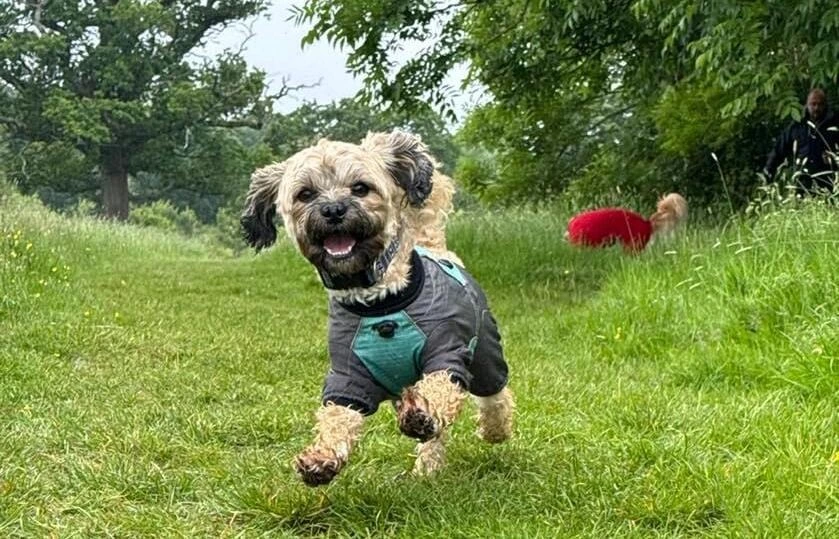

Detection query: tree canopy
xmin=0 ymin=0 xmax=272 ymax=219
xmin=296 ymin=0 xmax=839 ymax=205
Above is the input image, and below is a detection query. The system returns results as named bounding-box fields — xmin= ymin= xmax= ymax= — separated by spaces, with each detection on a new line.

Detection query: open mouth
xmin=322 ymin=234 xmax=357 ymax=258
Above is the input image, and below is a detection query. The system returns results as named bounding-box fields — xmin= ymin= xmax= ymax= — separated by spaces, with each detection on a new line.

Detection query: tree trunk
xmin=102 ymin=147 xmax=129 ymax=220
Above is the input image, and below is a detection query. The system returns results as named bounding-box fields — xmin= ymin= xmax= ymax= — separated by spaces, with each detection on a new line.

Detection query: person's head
xmin=806 ymin=89 xmax=827 ymax=121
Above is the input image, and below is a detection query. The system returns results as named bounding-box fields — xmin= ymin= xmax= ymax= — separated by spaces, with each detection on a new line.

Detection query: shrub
xmin=129 ymin=200 xmax=202 ymax=237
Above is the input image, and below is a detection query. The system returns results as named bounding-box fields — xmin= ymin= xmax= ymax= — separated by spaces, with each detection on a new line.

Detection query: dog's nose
xmin=320 ymin=201 xmax=348 ymax=222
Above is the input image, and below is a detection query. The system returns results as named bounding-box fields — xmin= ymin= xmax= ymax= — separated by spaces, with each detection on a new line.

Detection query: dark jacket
xmin=765 ymin=108 xmax=839 ymax=191
xmin=322 ymin=248 xmax=508 ymax=416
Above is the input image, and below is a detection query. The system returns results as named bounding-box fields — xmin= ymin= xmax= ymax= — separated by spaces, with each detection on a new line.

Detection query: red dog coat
xmin=566 ymin=208 xmax=653 ymax=252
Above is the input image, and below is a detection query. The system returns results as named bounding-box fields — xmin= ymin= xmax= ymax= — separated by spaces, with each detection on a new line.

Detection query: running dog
xmin=241 ymin=131 xmax=514 ymax=486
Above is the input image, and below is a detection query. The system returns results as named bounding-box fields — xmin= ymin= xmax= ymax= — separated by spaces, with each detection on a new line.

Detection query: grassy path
xmin=2 ymin=192 xmax=837 ymax=537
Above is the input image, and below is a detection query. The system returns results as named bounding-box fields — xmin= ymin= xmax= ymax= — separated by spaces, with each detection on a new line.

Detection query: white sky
xmin=205 ymin=1 xmax=361 ymax=113
xmin=205 ymin=1 xmax=485 ymax=118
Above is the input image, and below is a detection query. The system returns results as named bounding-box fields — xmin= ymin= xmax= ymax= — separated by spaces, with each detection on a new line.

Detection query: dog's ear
xmin=361 ymin=130 xmax=435 ymax=206
xmin=241 ymin=162 xmax=286 ymax=251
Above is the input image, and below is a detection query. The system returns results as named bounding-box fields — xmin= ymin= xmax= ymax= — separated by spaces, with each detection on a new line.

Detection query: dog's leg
xmin=396 ymin=371 xmax=466 ymax=475
xmin=295 ymin=404 xmax=364 ymax=487
xmin=474 ymin=387 xmax=515 ymax=443
xmin=397 ymin=371 xmax=466 ymax=441
xmin=412 ymin=432 xmax=449 ymax=476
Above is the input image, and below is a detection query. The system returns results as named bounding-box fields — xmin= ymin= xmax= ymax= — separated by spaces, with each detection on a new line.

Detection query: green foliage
xmin=7 ymin=140 xmax=96 ymax=204
xmin=125 ymin=197 xmax=248 ymax=254
xmin=452 ymin=145 xmax=502 ymax=204
xmin=0 ymin=0 xmax=271 ymax=219
xmin=654 ymin=84 xmax=740 ymax=156
xmin=129 ymin=200 xmax=203 ymax=237
xmin=212 ymin=203 xmax=253 ymax=253
xmin=297 ymin=0 xmax=839 ymax=207
xmin=131 ymin=128 xmax=274 ymax=222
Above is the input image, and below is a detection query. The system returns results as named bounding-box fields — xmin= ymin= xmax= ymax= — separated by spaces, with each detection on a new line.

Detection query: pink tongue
xmin=323 ymin=235 xmax=356 ymax=255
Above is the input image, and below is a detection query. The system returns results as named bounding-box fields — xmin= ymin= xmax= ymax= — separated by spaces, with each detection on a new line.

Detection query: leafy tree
xmin=0 ymin=0 xmax=272 ymax=219
xmin=130 ymin=127 xmax=274 ymax=222
xmin=295 ymin=0 xmax=839 ymax=206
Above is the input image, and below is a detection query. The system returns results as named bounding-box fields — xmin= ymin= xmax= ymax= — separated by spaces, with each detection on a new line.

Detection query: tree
xmin=0 ymin=0 xmax=273 ymax=219
xmin=295 ymin=0 xmax=839 ymax=206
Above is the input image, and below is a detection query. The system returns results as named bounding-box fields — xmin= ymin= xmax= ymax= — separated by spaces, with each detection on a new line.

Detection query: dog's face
xmin=241 ymin=131 xmax=435 ymax=283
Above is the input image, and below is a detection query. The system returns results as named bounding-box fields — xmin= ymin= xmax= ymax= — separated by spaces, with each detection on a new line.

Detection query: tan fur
xmin=409 ymin=371 xmax=467 ymax=429
xmin=413 ymin=434 xmax=449 ymax=476
xmin=246 ymin=131 xmax=513 ymax=486
xmin=295 ymin=404 xmax=365 ymax=486
xmin=649 ymin=192 xmax=688 ymax=237
xmin=474 ymin=387 xmax=515 ymax=443
xmin=396 ymin=372 xmax=467 ymax=475
xmin=253 ymin=134 xmax=459 ymax=304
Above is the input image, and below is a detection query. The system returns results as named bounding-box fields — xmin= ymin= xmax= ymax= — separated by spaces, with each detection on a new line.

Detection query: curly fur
xmin=295 ymin=404 xmax=365 ymax=486
xmin=242 ymin=131 xmax=513 ymax=486
xmin=474 ymin=387 xmax=515 ymax=443
xmin=241 ymin=131 xmax=458 ymax=304
xmin=649 ymin=193 xmax=688 ymax=238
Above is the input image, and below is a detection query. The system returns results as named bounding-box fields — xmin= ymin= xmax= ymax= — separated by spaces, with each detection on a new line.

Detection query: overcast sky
xmin=205 ymin=1 xmax=484 ymax=119
xmin=206 ymin=1 xmax=361 ymax=113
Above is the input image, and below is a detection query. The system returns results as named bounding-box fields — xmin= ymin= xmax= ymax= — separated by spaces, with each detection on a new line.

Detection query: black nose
xmin=320 ymin=201 xmax=348 ymax=222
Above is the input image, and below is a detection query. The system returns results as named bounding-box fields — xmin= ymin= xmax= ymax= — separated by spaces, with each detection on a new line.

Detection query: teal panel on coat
xmin=352 ymin=311 xmax=427 ymax=395
xmin=414 ymin=246 xmax=466 ymax=286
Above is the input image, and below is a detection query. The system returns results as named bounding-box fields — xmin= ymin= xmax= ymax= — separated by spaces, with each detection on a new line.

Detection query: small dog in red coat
xmin=566 ymin=193 xmax=687 ymax=253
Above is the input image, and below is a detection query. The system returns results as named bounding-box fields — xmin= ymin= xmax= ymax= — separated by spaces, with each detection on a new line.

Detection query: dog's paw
xmin=396 ymin=390 xmax=439 ymax=442
xmin=295 ymin=448 xmax=342 ymax=487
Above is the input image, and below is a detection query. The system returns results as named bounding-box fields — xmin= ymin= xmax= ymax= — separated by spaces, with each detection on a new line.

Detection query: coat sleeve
xmin=765 ymin=124 xmax=794 ymax=178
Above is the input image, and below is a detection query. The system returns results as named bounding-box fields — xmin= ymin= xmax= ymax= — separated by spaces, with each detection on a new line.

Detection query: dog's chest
xmin=327 ymin=255 xmax=479 ymax=395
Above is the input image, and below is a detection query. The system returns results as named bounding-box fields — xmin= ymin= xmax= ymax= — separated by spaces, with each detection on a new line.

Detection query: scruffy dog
xmin=241 ymin=131 xmax=514 ymax=486
xmin=566 ymin=193 xmax=688 ymax=252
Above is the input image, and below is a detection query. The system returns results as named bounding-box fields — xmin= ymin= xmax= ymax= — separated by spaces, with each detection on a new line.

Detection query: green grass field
xmin=1 ymin=188 xmax=837 ymax=537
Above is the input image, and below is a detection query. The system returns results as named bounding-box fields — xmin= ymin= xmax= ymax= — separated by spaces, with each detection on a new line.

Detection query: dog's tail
xmin=649 ymin=193 xmax=688 ymax=237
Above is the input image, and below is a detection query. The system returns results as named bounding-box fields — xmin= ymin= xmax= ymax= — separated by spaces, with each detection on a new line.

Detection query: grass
xmin=1 ymin=188 xmax=837 ymax=537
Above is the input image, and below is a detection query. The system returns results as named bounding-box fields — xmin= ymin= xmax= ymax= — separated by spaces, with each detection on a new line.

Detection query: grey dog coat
xmin=322 ymin=247 xmax=508 ymax=415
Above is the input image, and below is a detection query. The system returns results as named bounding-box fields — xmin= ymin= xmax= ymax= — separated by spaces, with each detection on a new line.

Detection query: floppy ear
xmin=361 ymin=130 xmax=435 ymax=206
xmin=240 ymin=162 xmax=286 ymax=251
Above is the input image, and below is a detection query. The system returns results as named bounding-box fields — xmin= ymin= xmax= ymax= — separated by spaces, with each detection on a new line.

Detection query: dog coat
xmin=566 ymin=208 xmax=653 ymax=252
xmin=322 ymin=247 xmax=509 ymax=415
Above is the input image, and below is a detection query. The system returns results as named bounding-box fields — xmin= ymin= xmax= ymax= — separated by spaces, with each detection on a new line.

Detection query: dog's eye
xmin=296 ymin=188 xmax=316 ymax=203
xmin=350 ymin=182 xmax=370 ymax=197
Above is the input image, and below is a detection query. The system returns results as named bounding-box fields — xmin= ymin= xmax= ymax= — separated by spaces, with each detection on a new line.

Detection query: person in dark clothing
xmin=764 ymin=88 xmax=839 ymax=195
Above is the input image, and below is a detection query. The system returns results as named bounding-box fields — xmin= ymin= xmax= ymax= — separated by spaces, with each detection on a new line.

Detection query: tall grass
xmin=1 ymin=188 xmax=836 ymax=537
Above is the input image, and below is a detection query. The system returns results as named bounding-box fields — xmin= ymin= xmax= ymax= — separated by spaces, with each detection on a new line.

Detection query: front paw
xmin=295 ymin=448 xmax=342 ymax=487
xmin=397 ymin=389 xmax=439 ymax=442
